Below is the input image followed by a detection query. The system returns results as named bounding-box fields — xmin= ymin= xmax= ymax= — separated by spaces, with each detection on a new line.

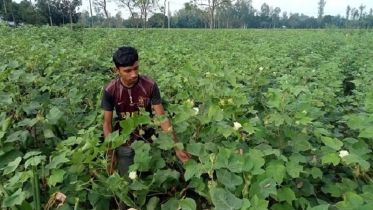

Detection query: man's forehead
xmin=121 ymin=61 xmax=139 ymax=70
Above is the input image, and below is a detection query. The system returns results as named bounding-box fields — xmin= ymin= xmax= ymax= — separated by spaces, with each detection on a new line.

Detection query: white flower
xmin=312 ymin=69 xmax=316 ymax=73
xmin=233 ymin=122 xmax=242 ymax=131
xmin=129 ymin=171 xmax=137 ymax=180
xmin=193 ymin=107 xmax=199 ymax=114
xmin=302 ymin=110 xmax=307 ymax=114
xmin=339 ymin=150 xmax=349 ymax=158
xmin=259 ymin=67 xmax=263 ymax=71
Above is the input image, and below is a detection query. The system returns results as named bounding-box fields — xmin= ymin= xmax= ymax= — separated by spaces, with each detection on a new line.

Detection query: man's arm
xmin=153 ymin=104 xmax=191 ymax=163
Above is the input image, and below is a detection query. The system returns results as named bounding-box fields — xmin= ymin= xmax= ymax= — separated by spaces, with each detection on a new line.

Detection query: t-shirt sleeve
xmin=150 ymin=83 xmax=162 ymax=105
xmin=101 ymin=89 xmax=114 ymax=111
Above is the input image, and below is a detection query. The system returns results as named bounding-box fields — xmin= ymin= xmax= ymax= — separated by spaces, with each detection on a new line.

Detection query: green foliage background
xmin=1 ymin=26 xmax=373 ymax=210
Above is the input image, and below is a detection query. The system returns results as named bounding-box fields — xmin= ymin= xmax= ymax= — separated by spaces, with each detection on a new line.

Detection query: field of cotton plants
xmin=1 ymin=27 xmax=373 ymax=210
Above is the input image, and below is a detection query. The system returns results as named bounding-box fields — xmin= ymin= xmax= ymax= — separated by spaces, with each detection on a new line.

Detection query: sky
xmin=87 ymin=0 xmax=373 ymax=19
xmin=16 ymin=0 xmax=373 ymax=19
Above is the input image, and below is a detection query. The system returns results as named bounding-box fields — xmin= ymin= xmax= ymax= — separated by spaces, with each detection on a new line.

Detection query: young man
xmin=101 ymin=46 xmax=191 ymax=209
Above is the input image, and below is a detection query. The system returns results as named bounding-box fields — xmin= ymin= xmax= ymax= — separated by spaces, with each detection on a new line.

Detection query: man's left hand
xmin=174 ymin=148 xmax=192 ymax=163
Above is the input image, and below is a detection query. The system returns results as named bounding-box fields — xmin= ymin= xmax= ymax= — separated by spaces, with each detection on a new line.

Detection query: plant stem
xmin=74 ymin=198 xmax=79 ymax=210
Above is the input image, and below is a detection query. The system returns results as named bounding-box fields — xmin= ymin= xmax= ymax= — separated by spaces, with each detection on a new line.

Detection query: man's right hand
xmin=107 ymin=154 xmax=117 ymax=175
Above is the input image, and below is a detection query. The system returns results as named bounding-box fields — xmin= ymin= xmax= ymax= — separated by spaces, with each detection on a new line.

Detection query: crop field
xmin=1 ymin=26 xmax=373 ymax=210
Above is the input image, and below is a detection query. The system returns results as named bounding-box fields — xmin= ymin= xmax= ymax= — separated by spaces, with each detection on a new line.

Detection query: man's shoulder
xmin=104 ymin=78 xmax=120 ymax=93
xmin=139 ymin=75 xmax=157 ymax=85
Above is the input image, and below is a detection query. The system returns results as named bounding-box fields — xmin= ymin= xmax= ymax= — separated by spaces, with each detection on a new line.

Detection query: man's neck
xmin=120 ymin=77 xmax=139 ymax=88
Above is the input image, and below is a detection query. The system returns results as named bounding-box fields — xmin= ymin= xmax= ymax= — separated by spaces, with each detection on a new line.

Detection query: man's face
xmin=115 ymin=61 xmax=139 ymax=86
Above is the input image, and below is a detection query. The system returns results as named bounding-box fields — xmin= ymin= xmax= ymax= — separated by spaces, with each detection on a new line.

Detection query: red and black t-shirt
xmin=101 ymin=75 xmax=162 ymax=146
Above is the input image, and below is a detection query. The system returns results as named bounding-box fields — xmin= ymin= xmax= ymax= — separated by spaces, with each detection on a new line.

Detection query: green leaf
xmin=335 ymin=192 xmax=364 ymax=210
xmin=43 ymin=129 xmax=55 ymax=138
xmin=46 ymin=107 xmax=63 ymax=124
xmin=277 ymin=187 xmax=296 ymax=204
xmin=47 ymin=169 xmax=66 ymax=187
xmin=259 ymin=178 xmax=277 ymax=198
xmin=288 ymin=133 xmax=312 ymax=153
xmin=308 ymin=204 xmax=330 ymax=210
xmin=146 ymin=197 xmax=160 ymax=210
xmin=210 ymin=188 xmax=242 ymax=210
xmin=0 ymin=149 xmax=23 ymax=168
xmin=286 ymin=162 xmax=303 ymax=178
xmin=24 ymin=151 xmax=42 ymax=159
xmin=249 ymin=149 xmax=265 ymax=175
xmin=208 ymin=104 xmax=224 ymax=121
xmin=320 ymin=136 xmax=343 ymax=150
xmin=179 ymin=198 xmax=196 ymax=210
xmin=17 ymin=118 xmax=38 ymax=127
xmin=359 ymin=128 xmax=373 ymax=139
xmin=242 ymin=122 xmax=255 ymax=135
xmin=161 ymin=198 xmax=179 ymax=210
xmin=364 ymin=92 xmax=373 ymax=112
xmin=45 ymin=153 xmax=70 ymax=169
xmin=24 ymin=155 xmax=46 ymax=168
xmin=183 ymin=159 xmax=201 ymax=181
xmin=241 ymin=198 xmax=251 ymax=210
xmin=217 ymin=124 xmax=233 ymax=138
xmin=248 ymin=195 xmax=268 ymax=210
xmin=310 ymin=167 xmax=323 ymax=179
xmin=131 ymin=141 xmax=151 ymax=171
xmin=322 ymin=153 xmax=340 ymax=166
xmin=1 ymin=188 xmax=27 ymax=207
xmin=2 ymin=157 xmax=22 ymax=175
xmin=5 ymin=130 xmax=29 ymax=143
xmin=129 ymin=180 xmax=148 ymax=190
xmin=186 ymin=142 xmax=205 ymax=157
xmin=119 ymin=118 xmax=135 ymax=135
xmin=266 ymin=161 xmax=286 ymax=184
xmin=156 ymin=132 xmax=176 ymax=150
xmin=241 ymin=153 xmax=254 ymax=172
xmin=360 ymin=192 xmax=373 ymax=204
xmin=343 ymin=154 xmax=370 ymax=171
xmin=216 ymin=169 xmax=243 ymax=191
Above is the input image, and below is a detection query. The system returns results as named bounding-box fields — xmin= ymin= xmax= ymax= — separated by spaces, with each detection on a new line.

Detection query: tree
xmin=35 ymin=0 xmax=81 ymax=26
xmin=135 ymin=0 xmax=158 ymax=29
xmin=194 ymin=0 xmax=235 ymax=29
xmin=317 ymin=0 xmax=326 ymax=24
xmin=346 ymin=5 xmax=350 ymax=20
xmin=147 ymin=12 xmax=166 ymax=27
xmin=115 ymin=11 xmax=122 ymax=27
xmin=115 ymin=0 xmax=138 ymax=27
xmin=156 ymin=0 xmax=166 ymax=28
xmin=359 ymin=4 xmax=366 ymax=19
xmin=271 ymin=6 xmax=281 ymax=28
xmin=93 ymin=0 xmax=110 ymax=26
xmin=351 ymin=8 xmax=359 ymax=20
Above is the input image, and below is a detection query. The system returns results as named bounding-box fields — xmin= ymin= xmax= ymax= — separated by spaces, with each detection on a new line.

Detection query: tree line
xmin=1 ymin=0 xmax=373 ymax=29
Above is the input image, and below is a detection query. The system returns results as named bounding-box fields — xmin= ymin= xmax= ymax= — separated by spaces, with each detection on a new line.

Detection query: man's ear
xmin=113 ymin=67 xmax=119 ymax=74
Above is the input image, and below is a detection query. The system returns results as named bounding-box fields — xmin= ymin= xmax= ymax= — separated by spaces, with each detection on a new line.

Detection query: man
xmin=101 ymin=46 xmax=191 ymax=209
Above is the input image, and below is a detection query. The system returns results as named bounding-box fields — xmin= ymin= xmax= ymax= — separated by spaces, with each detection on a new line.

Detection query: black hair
xmin=113 ymin=46 xmax=139 ymax=68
